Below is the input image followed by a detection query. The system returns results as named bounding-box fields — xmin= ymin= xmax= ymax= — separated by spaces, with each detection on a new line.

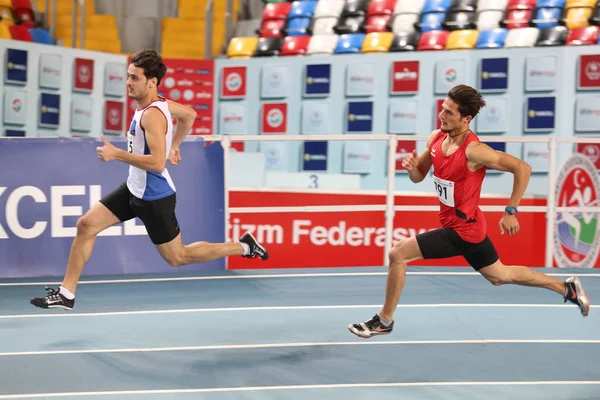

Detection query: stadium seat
xmin=259 ymin=19 xmax=287 ymax=37
xmin=530 ymin=6 xmax=563 ymax=29
xmin=537 ymin=0 xmax=566 ymax=7
xmin=284 ymin=0 xmax=317 ymax=36
xmin=368 ymin=0 xmax=396 ymax=16
xmin=446 ymin=29 xmax=478 ymax=49
xmin=416 ymin=11 xmax=446 ymax=31
xmin=13 ymin=6 xmax=33 ymax=24
xmin=313 ymin=0 xmax=345 ymax=18
xmin=258 ymin=2 xmax=292 ymax=36
xmin=475 ymin=27 xmax=508 ymax=48
xmin=389 ymin=31 xmax=420 ymax=50
xmin=565 ymin=0 xmax=595 ymax=7
xmin=449 ymin=0 xmax=478 ymax=12
xmin=307 ymin=34 xmax=339 ymax=55
xmin=391 ymin=13 xmax=420 ymax=33
xmin=507 ymin=0 xmax=536 ymax=10
xmin=535 ymin=25 xmax=568 ymax=45
xmin=501 ymin=9 xmax=534 ymax=29
xmin=310 ymin=17 xmax=338 ymax=35
xmin=476 ymin=10 xmax=504 ymax=30
xmin=0 ymin=5 xmax=15 ymax=24
xmin=361 ymin=31 xmax=394 ymax=52
xmin=334 ymin=33 xmax=366 ymax=53
xmin=28 ymin=27 xmax=53 ymax=44
xmin=504 ymin=26 xmax=539 ymax=47
xmin=9 ymin=23 xmax=31 ymax=40
xmin=442 ymin=10 xmax=477 ymax=30
xmin=394 ymin=0 xmax=427 ymax=14
xmin=333 ymin=15 xmax=365 ymax=34
xmin=478 ymin=0 xmax=509 ymax=11
xmin=226 ymin=37 xmax=258 ymax=58
xmin=280 ymin=35 xmax=311 ymax=55
xmin=562 ymin=6 xmax=593 ymax=29
xmin=417 ymin=29 xmax=450 ymax=49
xmin=589 ymin=4 xmax=600 ymax=25
xmin=364 ymin=14 xmax=392 ymax=32
xmin=254 ymin=37 xmax=283 ymax=56
xmin=0 ymin=22 xmax=10 ymax=38
xmin=340 ymin=0 xmax=370 ymax=16
xmin=422 ymin=0 xmax=452 ymax=13
xmin=565 ymin=24 xmax=599 ymax=44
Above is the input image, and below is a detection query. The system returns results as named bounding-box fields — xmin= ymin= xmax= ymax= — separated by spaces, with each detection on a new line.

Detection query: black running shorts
xmin=99 ymin=182 xmax=180 ymax=245
xmin=415 ymin=228 xmax=499 ymax=271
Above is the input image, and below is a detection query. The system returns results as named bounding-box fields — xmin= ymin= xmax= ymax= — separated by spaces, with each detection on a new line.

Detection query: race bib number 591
xmin=433 ymin=176 xmax=455 ymax=207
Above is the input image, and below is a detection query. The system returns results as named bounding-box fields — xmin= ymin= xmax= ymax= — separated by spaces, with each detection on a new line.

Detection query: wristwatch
xmin=505 ymin=206 xmax=518 ymax=215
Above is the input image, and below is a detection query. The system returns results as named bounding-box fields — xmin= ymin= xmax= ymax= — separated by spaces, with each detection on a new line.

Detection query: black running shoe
xmin=564 ymin=276 xmax=590 ymax=317
xmin=30 ymin=287 xmax=74 ymax=310
xmin=348 ymin=314 xmax=394 ymax=339
xmin=240 ymin=232 xmax=269 ymax=260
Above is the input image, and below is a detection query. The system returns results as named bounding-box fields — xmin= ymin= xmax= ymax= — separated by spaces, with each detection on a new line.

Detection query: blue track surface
xmin=0 ymin=267 xmax=598 ymax=399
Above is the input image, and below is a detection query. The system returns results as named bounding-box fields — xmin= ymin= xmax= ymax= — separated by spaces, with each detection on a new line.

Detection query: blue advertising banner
xmin=5 ymin=48 xmax=28 ymax=85
xmin=39 ymin=93 xmax=60 ymax=129
xmin=346 ymin=101 xmax=373 ymax=133
xmin=302 ymin=141 xmax=328 ymax=171
xmin=479 ymin=57 xmax=508 ymax=92
xmin=304 ymin=64 xmax=331 ymax=97
xmin=0 ymin=138 xmax=225 ymax=278
xmin=525 ymin=96 xmax=556 ymax=132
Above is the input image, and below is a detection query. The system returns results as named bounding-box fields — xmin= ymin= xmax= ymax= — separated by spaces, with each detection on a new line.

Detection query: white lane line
xmin=1 ymin=271 xmax=599 ymax=286
xmin=1 ymin=381 xmax=599 ymax=398
xmin=1 ymin=303 xmax=596 ymax=319
xmin=1 ymin=339 xmax=599 ymax=357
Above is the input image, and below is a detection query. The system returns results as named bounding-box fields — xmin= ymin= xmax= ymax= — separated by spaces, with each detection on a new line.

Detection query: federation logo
xmin=225 ymin=72 xmax=242 ymax=92
xmin=553 ymin=154 xmax=600 ymax=268
xmin=445 ymin=68 xmax=457 ymax=83
xmin=266 ymin=108 xmax=283 ymax=128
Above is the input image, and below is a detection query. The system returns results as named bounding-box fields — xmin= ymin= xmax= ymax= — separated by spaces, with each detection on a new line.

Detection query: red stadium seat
xmin=9 ymin=24 xmax=32 ymax=41
xmin=280 ymin=35 xmax=311 ymax=55
xmin=417 ymin=30 xmax=450 ymax=50
xmin=566 ymin=25 xmax=600 ymax=44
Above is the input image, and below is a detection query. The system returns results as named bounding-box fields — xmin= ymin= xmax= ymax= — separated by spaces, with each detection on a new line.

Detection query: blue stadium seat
xmin=416 ymin=11 xmax=446 ymax=31
xmin=422 ymin=0 xmax=452 ymax=13
xmin=531 ymin=7 xmax=563 ymax=28
xmin=475 ymin=28 xmax=508 ymax=48
xmin=334 ymin=33 xmax=366 ymax=53
xmin=535 ymin=0 xmax=566 ymax=8
xmin=285 ymin=1 xmax=318 ymax=35
xmin=28 ymin=28 xmax=54 ymax=45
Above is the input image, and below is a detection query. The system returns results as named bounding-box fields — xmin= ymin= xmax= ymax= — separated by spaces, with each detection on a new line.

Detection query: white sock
xmin=59 ymin=286 xmax=75 ymax=300
xmin=378 ymin=314 xmax=392 ymax=327
xmin=239 ymin=242 xmax=250 ymax=256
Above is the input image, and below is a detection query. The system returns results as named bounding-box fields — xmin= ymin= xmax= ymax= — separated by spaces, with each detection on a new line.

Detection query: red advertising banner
xmin=395 ymin=140 xmax=416 ymax=172
xmin=220 ymin=66 xmax=247 ymax=99
xmin=227 ymin=190 xmax=561 ymax=269
xmin=261 ymin=102 xmax=288 ymax=134
xmin=577 ymin=142 xmax=600 ymax=170
xmin=126 ymin=58 xmax=215 ymax=135
xmin=73 ymin=58 xmax=94 ymax=92
xmin=104 ymin=100 xmax=124 ymax=134
xmin=390 ymin=61 xmax=419 ymax=94
xmin=578 ymin=54 xmax=600 ymax=90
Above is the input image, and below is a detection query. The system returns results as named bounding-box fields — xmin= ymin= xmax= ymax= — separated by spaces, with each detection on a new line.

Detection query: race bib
xmin=126 ymin=132 xmax=133 ymax=153
xmin=433 ymin=176 xmax=455 ymax=207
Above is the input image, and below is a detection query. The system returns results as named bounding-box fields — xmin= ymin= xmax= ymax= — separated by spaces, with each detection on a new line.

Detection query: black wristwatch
xmin=505 ymin=206 xmax=518 ymax=215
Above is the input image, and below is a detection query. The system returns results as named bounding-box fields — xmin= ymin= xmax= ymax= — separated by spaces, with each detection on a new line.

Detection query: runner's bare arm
xmin=466 ymin=142 xmax=532 ymax=209
xmin=406 ymin=130 xmax=437 ymax=183
xmin=167 ymin=100 xmax=196 ymax=148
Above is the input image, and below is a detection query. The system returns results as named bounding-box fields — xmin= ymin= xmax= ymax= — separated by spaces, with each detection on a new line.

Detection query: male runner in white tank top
xmin=30 ymin=50 xmax=267 ymax=310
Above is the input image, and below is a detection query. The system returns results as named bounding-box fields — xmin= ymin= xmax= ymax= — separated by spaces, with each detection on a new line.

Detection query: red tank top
xmin=429 ymin=130 xmax=487 ymax=243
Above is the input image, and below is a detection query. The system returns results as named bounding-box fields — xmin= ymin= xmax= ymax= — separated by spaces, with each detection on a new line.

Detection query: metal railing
xmin=196 ymin=134 xmax=600 ymax=268
xmin=204 ymin=0 xmax=213 ymax=59
xmin=72 ymin=0 xmax=86 ymax=49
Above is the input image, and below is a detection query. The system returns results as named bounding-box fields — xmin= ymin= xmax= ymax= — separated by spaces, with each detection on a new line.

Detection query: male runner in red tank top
xmin=349 ymin=85 xmax=591 ymax=339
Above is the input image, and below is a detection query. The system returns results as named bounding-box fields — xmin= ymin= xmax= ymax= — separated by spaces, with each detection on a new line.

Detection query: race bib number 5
xmin=433 ymin=176 xmax=455 ymax=207
xmin=127 ymin=133 xmax=133 ymax=153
